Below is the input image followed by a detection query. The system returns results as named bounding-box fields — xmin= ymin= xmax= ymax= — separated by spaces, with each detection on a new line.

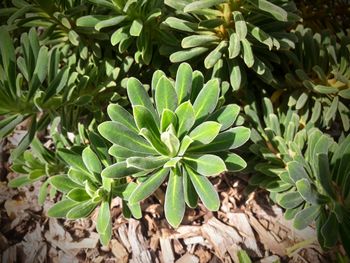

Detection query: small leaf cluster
xmin=98 ymin=63 xmax=250 ymax=227
xmin=281 ymin=25 xmax=350 ymax=131
xmin=48 ymin=131 xmax=141 ymax=246
xmin=245 ymin=97 xmax=350 ymax=254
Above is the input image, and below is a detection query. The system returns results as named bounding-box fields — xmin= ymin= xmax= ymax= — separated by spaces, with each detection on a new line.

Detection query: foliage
xmin=245 ymin=97 xmax=350 ymax=254
xmin=281 ymin=25 xmax=350 ymax=132
xmin=1 ymin=0 xmax=349 ymax=254
xmin=163 ymin=0 xmax=300 ymax=90
xmin=98 ymin=63 xmax=250 ymax=227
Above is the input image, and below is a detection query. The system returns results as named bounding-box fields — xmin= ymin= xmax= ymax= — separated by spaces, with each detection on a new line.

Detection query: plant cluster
xmin=1 ymin=0 xmax=349 ymax=255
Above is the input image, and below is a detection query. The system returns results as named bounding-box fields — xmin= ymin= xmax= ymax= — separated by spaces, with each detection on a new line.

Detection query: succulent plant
xmin=282 ymin=25 xmax=350 ymax=132
xmin=47 ymin=131 xmax=141 ymax=246
xmin=98 ymin=63 xmax=250 ymax=227
xmin=245 ymin=97 xmax=350 ymax=254
xmin=162 ymin=0 xmax=300 ymax=90
xmin=76 ymin=0 xmax=166 ymax=65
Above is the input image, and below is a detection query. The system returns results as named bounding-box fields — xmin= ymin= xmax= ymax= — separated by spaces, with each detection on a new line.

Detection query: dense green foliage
xmin=0 ymin=0 xmax=349 ymax=254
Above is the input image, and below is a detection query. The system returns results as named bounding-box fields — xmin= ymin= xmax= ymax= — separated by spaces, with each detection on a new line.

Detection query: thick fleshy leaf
xmin=178 ymin=136 xmax=194 ymax=156
xmin=189 ymin=127 xmax=250 ymax=153
xmin=246 ymin=0 xmax=289 ymax=21
xmin=130 ymin=19 xmax=143 ymax=36
xmin=50 ymin=175 xmax=82 ymax=193
xmin=108 ymin=145 xmax=149 ymax=159
xmin=293 ymin=205 xmax=321 ymax=230
xmin=133 ymin=105 xmax=160 ymax=136
xmin=241 ymin=38 xmax=254 ymax=68
xmin=296 ymin=179 xmax=319 ymax=204
xmin=321 ymin=212 xmax=339 ymax=248
xmin=183 ymin=168 xmax=198 ymax=208
xmin=66 ymin=188 xmax=91 ymax=202
xmin=189 ymin=121 xmax=221 ymax=144
xmin=221 ymin=152 xmax=247 ymax=172
xmin=175 ymin=101 xmax=195 ymax=138
xmin=175 ymin=63 xmax=192 ymax=104
xmin=204 ymin=41 xmax=227 ymax=69
xmin=170 ymin=47 xmax=209 ymax=63
xmin=98 ymin=122 xmax=156 ymax=155
xmin=58 ymin=149 xmax=89 ymax=173
xmin=96 ymin=200 xmax=111 ymax=235
xmin=184 ymin=154 xmax=226 ymax=176
xmin=127 ymin=77 xmax=158 ymax=121
xmin=160 ymin=109 xmax=178 ymax=132
xmin=165 ymin=169 xmax=185 ymax=228
xmin=182 ymin=35 xmax=220 ymax=49
xmin=228 ymin=32 xmax=240 ymax=58
xmin=193 ymin=79 xmax=220 ymax=122
xmin=66 ymin=200 xmax=98 ymax=219
xmin=8 ymin=175 xmax=32 ymax=188
xmin=233 ymin=11 xmax=247 ymax=40
xmin=155 ymin=76 xmax=177 ymax=114
xmin=101 ymin=161 xmax=141 ymax=178
xmin=161 ymin=130 xmax=180 ymax=156
xmin=95 ymin=15 xmax=126 ymax=31
xmin=126 ymin=156 xmax=168 ymax=170
xmin=277 ymin=192 xmax=304 ymax=209
xmin=82 ymin=146 xmax=102 ymax=174
xmin=286 ymin=161 xmax=309 ymax=183
xmin=107 ymin=104 xmax=138 ymax=133
xmin=185 ymin=166 xmax=220 ymax=211
xmin=184 ymin=0 xmax=226 ymax=12
xmin=128 ymin=168 xmax=170 ymax=204
xmin=47 ymin=199 xmax=79 ymax=218
xmin=68 ymin=168 xmax=92 ymax=185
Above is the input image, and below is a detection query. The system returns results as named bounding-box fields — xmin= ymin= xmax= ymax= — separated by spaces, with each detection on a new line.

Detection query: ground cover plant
xmin=0 ymin=0 xmax=349 ymax=259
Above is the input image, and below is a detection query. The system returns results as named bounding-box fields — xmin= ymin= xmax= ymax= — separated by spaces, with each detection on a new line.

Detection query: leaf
xmin=182 ymin=35 xmax=220 ymax=48
xmin=183 ymin=168 xmax=198 ymax=208
xmin=193 ymin=79 xmax=220 ymax=122
xmin=325 ymin=96 xmax=339 ymax=124
xmin=127 ymin=77 xmax=158 ymax=121
xmin=76 ymin=15 xmax=110 ymax=27
xmin=204 ymin=41 xmax=227 ymax=69
xmin=221 ymin=152 xmax=247 ymax=172
xmin=58 ymin=149 xmax=89 ymax=173
xmin=317 ymin=153 xmax=336 ymax=199
xmin=95 ymin=16 xmax=126 ymax=31
xmin=128 ymin=168 xmax=170 ymax=204
xmin=233 ymin=11 xmax=247 ymax=40
xmin=0 ymin=115 xmax=24 ymax=140
xmin=184 ymin=0 xmax=226 ymax=12
xmin=175 ymin=101 xmax=196 ymax=138
xmin=8 ymin=175 xmax=32 ymax=188
xmin=277 ymin=192 xmax=304 ymax=209
xmin=286 ymin=161 xmax=309 ymax=183
xmin=155 ymin=76 xmax=178 ymax=114
xmin=207 ymin=104 xmax=240 ymax=131
xmin=98 ymin=121 xmax=156 ymax=155
xmin=189 ymin=127 xmax=250 ymax=153
xmin=246 ymin=0 xmax=289 ymax=21
xmin=133 ymin=105 xmax=160 ymax=136
xmin=96 ymin=200 xmax=111 ymax=234
xmin=237 ymin=250 xmax=252 ymax=263
xmin=50 ymin=175 xmax=82 ymax=193
xmin=126 ymin=156 xmax=168 ymax=170
xmin=38 ymin=181 xmax=49 ymax=205
xmin=161 ymin=130 xmax=180 ymax=156
xmin=66 ymin=200 xmax=98 ymax=219
xmin=108 ymin=145 xmax=149 ymax=159
xmin=228 ymin=32 xmax=240 ymax=58
xmin=130 ymin=19 xmax=143 ymax=36
xmin=185 ymin=166 xmax=220 ymax=211
xmin=295 ymin=92 xmax=308 ymax=110
xmin=189 ymin=121 xmax=221 ymax=144
xmin=178 ymin=136 xmax=194 ymax=156
xmin=313 ymin=85 xmax=338 ymax=94
xmin=82 ymin=146 xmax=102 ymax=174
xmin=165 ymin=168 xmax=185 ymax=228
xmin=170 ymin=47 xmax=209 ymax=63
xmin=101 ymin=161 xmax=141 ymax=178
xmin=228 ymin=59 xmax=242 ymax=91
xmin=184 ymin=154 xmax=226 ymax=176
xmin=321 ymin=212 xmax=339 ymax=248
xmin=107 ymin=104 xmax=138 ymax=133
xmin=175 ymin=63 xmax=192 ymax=104
xmin=67 ymin=188 xmax=91 ymax=202
xmin=68 ymin=168 xmax=91 ymax=185
xmin=296 ymin=179 xmax=319 ymax=204
xmin=160 ymin=109 xmax=178 ymax=132
xmin=293 ymin=205 xmax=321 ymax=230
xmin=241 ymin=39 xmax=254 ymax=68
xmin=47 ymin=199 xmax=79 ymax=218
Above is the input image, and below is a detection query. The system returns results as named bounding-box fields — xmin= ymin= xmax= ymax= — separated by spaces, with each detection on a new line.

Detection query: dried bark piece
xmin=176 ymin=252 xmax=199 ymax=263
xmin=160 ymin=237 xmax=175 ymax=263
xmin=110 ymin=239 xmax=128 ymax=263
xmin=128 ymin=219 xmax=152 ymax=263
